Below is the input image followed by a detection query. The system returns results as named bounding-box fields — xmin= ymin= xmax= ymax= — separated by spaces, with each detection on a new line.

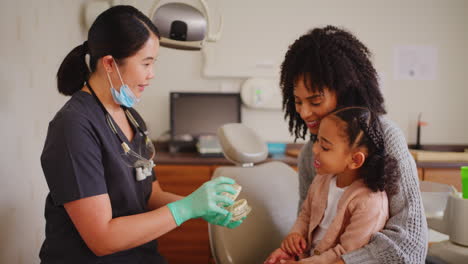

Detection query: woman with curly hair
xmin=265 ymin=107 xmax=399 ymax=263
xmin=267 ymin=26 xmax=427 ymax=263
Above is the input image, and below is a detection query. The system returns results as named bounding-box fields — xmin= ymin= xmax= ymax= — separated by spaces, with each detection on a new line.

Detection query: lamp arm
xmin=149 ymin=0 xmax=161 ymax=21
xmin=199 ymin=0 xmax=223 ymax=42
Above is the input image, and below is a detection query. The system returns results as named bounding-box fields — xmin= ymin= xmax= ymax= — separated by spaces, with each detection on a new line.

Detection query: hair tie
xmin=82 ymin=40 xmax=89 ymax=54
xmin=82 ymin=40 xmax=91 ymax=72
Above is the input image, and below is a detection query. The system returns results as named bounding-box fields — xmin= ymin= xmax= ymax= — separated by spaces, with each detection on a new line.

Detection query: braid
xmin=359 ymin=115 xmax=384 ymax=151
xmin=359 ymin=112 xmax=400 ymax=196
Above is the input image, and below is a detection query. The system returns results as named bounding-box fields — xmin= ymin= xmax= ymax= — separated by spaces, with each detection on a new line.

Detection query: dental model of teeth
xmin=221 ymin=183 xmax=252 ymax=222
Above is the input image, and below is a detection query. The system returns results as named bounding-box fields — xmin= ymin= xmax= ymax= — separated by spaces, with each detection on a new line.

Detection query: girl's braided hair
xmin=280 ymin=25 xmax=386 ymax=140
xmin=330 ymin=107 xmax=399 ymax=196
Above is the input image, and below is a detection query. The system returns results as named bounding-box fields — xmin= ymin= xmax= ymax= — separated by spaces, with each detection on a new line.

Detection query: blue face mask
xmin=106 ymin=59 xmax=140 ymax=108
xmin=110 ymin=83 xmax=139 ymax=108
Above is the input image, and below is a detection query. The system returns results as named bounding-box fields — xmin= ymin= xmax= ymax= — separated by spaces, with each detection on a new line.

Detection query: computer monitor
xmin=169 ymin=92 xmax=241 ymax=152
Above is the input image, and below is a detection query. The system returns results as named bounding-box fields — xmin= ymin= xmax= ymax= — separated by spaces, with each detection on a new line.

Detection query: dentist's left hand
xmin=167 ymin=177 xmax=236 ymax=226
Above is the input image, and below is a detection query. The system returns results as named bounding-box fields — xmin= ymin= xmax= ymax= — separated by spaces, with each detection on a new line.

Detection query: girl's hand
xmin=264 ymin=248 xmax=293 ymax=264
xmin=281 ymin=232 xmax=307 ymax=256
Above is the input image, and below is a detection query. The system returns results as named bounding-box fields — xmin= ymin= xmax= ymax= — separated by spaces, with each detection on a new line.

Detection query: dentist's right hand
xmin=167 ymin=176 xmax=236 ymax=226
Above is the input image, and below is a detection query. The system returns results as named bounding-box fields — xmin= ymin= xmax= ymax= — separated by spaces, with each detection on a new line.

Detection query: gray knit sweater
xmin=297 ymin=117 xmax=428 ymax=263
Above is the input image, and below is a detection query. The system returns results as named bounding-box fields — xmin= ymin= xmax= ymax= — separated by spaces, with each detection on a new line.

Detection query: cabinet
xmin=155 ymin=165 xmax=215 ymax=264
xmin=422 ymin=168 xmax=462 ymax=191
xmin=417 ymin=168 xmax=424 ymax=181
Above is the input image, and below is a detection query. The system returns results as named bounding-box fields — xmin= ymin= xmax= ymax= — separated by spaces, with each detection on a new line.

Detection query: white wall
xmin=0 ymin=0 xmax=467 ymax=263
xmin=135 ymin=0 xmax=468 ymax=144
xmin=0 ymin=0 xmax=88 ymax=263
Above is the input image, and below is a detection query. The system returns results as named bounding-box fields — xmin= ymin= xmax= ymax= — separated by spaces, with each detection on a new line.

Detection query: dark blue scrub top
xmin=40 ymin=91 xmax=166 ymax=264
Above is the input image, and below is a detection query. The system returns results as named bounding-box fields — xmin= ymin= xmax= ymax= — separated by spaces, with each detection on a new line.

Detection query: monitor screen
xmin=170 ymin=92 xmax=241 ymax=140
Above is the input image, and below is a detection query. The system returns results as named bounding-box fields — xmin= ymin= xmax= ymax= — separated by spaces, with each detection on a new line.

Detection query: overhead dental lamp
xmin=150 ymin=0 xmax=223 ymax=50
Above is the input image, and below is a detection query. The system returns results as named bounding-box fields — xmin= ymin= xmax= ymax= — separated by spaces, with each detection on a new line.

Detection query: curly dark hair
xmin=280 ymin=25 xmax=386 ymax=140
xmin=329 ymin=107 xmax=399 ymax=196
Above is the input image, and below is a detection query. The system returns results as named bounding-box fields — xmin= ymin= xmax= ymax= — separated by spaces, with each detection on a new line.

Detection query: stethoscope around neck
xmin=86 ymin=82 xmax=156 ymax=181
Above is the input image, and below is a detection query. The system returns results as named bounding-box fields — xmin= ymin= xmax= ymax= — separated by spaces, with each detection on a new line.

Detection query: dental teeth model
xmin=221 ymin=183 xmax=252 ymax=222
xmin=221 ymin=183 xmax=242 ymax=201
xmin=227 ymin=199 xmax=252 ymax=222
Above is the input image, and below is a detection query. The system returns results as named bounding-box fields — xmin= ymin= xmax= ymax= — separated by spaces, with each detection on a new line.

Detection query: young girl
xmin=265 ymin=107 xmax=399 ymax=264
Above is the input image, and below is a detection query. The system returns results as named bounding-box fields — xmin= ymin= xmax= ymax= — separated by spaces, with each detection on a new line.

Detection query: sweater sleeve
xmin=342 ymin=117 xmax=428 ymax=264
xmin=298 ymin=140 xmax=315 ymax=214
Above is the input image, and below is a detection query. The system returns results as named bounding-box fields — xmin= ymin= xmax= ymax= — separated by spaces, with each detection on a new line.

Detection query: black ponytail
xmin=56 ymin=42 xmax=90 ymax=95
xmin=56 ymin=5 xmax=160 ymax=96
xmin=362 ymin=147 xmax=399 ymax=196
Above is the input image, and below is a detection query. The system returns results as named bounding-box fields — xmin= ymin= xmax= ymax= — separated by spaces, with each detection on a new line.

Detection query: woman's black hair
xmin=57 ymin=5 xmax=160 ymax=96
xmin=280 ymin=25 xmax=386 ymax=140
xmin=330 ymin=107 xmax=399 ymax=196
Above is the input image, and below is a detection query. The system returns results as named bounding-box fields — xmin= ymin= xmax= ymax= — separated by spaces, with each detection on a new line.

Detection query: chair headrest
xmin=217 ymin=123 xmax=268 ymax=165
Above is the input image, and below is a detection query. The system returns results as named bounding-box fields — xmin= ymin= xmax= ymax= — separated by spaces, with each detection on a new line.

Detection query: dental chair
xmin=209 ymin=123 xmax=299 ymax=264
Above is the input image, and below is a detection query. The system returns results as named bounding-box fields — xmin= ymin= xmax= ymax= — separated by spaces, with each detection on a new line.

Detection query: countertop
xmin=153 ymin=142 xmax=468 ymax=169
xmin=415 ymin=161 xmax=468 ymax=169
xmin=409 ymin=145 xmax=468 ymax=168
xmin=153 ymin=142 xmax=299 ymax=166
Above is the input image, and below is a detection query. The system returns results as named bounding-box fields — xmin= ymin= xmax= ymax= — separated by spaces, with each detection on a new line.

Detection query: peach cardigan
xmin=289 ymin=174 xmax=389 ymax=264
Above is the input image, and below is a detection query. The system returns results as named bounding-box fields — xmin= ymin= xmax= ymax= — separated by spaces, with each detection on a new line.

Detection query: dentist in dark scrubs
xmin=39 ymin=5 xmax=243 ymax=264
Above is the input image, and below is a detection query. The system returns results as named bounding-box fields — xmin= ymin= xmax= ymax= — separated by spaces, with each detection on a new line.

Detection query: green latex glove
xmin=168 ymin=177 xmax=236 ymax=226
xmin=202 ymin=212 xmax=246 ymax=229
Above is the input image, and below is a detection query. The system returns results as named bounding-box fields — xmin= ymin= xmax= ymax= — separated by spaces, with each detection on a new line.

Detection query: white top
xmin=311 ymin=176 xmax=347 ymax=250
